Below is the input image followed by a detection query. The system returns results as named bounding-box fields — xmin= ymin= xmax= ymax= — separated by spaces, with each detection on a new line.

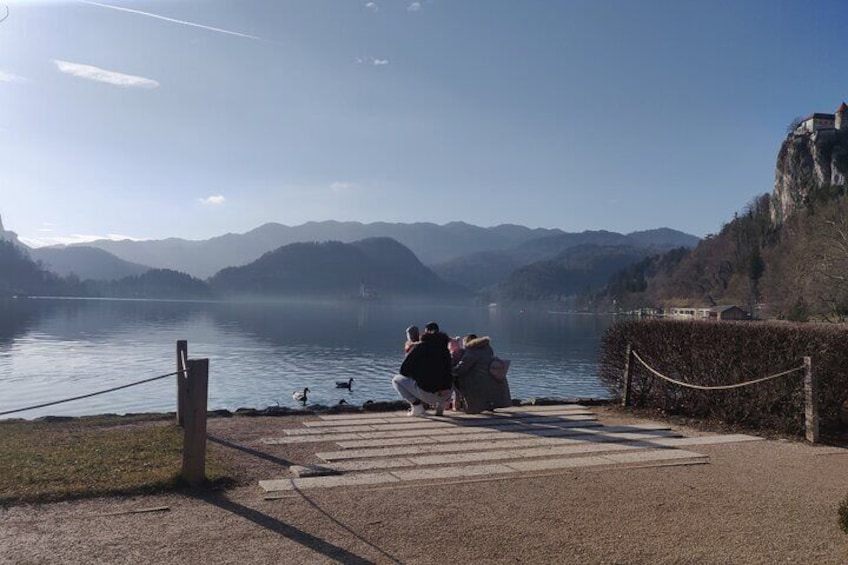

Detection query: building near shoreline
xmin=668 ymin=305 xmax=750 ymax=321
xmin=707 ymin=305 xmax=750 ymax=321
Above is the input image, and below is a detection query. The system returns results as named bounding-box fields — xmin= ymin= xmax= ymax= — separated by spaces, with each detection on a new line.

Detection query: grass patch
xmin=839 ymin=493 xmax=848 ymax=534
xmin=0 ymin=415 xmax=231 ymax=506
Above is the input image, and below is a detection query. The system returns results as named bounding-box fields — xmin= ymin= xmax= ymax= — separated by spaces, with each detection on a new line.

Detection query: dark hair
xmin=465 ymin=333 xmax=477 ymax=342
xmin=424 ymin=321 xmax=440 ymax=333
xmin=406 ymin=325 xmax=420 ymax=342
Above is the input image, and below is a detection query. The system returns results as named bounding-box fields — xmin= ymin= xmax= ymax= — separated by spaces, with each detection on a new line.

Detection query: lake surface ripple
xmin=0 ymin=298 xmax=614 ymax=419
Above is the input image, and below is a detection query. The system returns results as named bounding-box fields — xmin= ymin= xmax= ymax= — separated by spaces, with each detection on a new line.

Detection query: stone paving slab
xmin=601 ymin=450 xmax=708 ymax=464
xmin=301 ymin=411 xmax=597 ymax=429
xmin=336 ymin=424 xmax=672 ymax=449
xmin=257 ymin=405 xmax=761 ymax=494
xmin=315 ymin=404 xmax=589 ymax=420
xmin=316 ymin=430 xmax=682 ymax=461
xmin=390 ymin=463 xmax=516 ymax=481
xmin=651 ymin=434 xmax=763 ymax=447
xmin=277 ymin=415 xmax=599 ymax=438
xmin=284 ymin=411 xmax=597 ymax=432
xmin=259 ymin=449 xmax=708 ymax=492
xmin=328 ymin=443 xmax=646 ymax=472
xmin=260 ymin=472 xmax=400 ymax=492
xmin=262 ymin=421 xmax=667 ymax=446
xmin=261 ymin=433 xmax=366 ymax=445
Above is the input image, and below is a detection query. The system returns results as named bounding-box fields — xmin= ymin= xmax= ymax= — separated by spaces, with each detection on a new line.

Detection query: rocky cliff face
xmin=0 ymin=213 xmax=21 ymax=245
xmin=771 ymin=131 xmax=848 ymax=224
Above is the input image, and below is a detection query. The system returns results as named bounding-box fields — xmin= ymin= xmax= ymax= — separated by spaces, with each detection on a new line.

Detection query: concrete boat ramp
xmin=258 ymin=404 xmax=761 ymax=493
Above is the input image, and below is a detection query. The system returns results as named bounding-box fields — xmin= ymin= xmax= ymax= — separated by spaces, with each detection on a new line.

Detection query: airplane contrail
xmin=81 ymin=1 xmax=265 ymax=41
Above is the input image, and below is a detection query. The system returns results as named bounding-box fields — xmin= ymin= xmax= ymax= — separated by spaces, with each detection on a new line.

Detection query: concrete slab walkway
xmin=258 ymin=405 xmax=762 ymax=493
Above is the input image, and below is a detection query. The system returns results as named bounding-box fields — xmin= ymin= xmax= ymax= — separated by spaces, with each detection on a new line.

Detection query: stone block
xmin=390 ymin=463 xmax=515 ymax=481
xmin=289 ymin=464 xmax=340 ymax=478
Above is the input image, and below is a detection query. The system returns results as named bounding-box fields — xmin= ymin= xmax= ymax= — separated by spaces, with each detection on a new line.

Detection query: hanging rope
xmin=0 ymin=367 xmax=188 ymax=417
xmin=631 ymin=350 xmax=804 ymax=391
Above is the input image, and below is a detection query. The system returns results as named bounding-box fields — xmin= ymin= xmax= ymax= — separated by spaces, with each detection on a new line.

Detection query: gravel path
xmin=2 ymin=408 xmax=847 ymax=564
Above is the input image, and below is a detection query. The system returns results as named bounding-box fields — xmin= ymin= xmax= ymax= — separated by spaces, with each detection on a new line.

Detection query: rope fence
xmin=0 ymin=367 xmax=187 ymax=417
xmin=630 ymin=350 xmax=805 ymax=391
xmin=622 ymin=344 xmax=819 ymax=443
xmin=0 ymin=340 xmax=210 ymax=485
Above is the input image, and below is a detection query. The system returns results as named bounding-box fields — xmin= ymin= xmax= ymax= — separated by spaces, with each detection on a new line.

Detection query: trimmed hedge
xmin=598 ymin=319 xmax=848 ymax=436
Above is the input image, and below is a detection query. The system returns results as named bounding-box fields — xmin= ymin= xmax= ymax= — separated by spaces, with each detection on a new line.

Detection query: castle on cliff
xmin=794 ymin=101 xmax=848 ymax=135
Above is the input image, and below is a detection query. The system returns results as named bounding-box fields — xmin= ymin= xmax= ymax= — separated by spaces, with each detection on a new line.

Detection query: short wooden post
xmin=803 ymin=356 xmax=819 ymax=443
xmin=622 ymin=343 xmax=633 ymax=407
xmin=182 ymin=358 xmax=209 ymax=486
xmin=176 ymin=340 xmax=188 ymax=427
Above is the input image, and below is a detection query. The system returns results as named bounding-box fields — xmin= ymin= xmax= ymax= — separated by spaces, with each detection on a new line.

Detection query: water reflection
xmin=0 ymin=298 xmax=40 ymax=347
xmin=0 ymin=298 xmax=614 ymax=419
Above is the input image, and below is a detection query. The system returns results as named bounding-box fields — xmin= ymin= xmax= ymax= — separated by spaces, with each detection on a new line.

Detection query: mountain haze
xmin=30 ymin=246 xmax=151 ymax=281
xmin=433 ymin=228 xmax=699 ymax=291
xmin=75 ymin=221 xmax=565 ymax=279
xmin=73 ymin=222 xmax=697 ymax=281
xmin=498 ymin=244 xmax=656 ymax=302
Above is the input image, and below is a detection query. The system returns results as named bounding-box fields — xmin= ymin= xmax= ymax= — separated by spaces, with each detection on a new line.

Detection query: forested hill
xmin=497 ymin=244 xmax=657 ymax=303
xmin=0 ymin=240 xmax=82 ymax=297
xmin=209 ymin=237 xmax=463 ymax=298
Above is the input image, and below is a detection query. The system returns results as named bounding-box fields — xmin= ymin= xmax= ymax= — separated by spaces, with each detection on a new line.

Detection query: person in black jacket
xmin=392 ymin=321 xmax=453 ymax=416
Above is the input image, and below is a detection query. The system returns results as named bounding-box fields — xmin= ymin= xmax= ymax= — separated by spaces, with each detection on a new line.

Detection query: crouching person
xmin=452 ymin=334 xmax=512 ymax=414
xmin=392 ymin=321 xmax=453 ymax=416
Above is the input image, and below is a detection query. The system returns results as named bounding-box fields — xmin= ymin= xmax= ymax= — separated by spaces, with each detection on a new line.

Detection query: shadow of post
xmin=208 ymin=435 xmax=294 ymax=466
xmin=204 ymin=435 xmax=404 ymax=564
xmin=199 ymin=493 xmax=377 ymax=564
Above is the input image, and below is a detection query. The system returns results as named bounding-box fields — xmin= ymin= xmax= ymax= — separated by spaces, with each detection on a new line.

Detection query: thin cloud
xmin=365 ymin=2 xmax=378 ymax=12
xmin=54 ymin=60 xmax=159 ymax=88
xmin=200 ymin=195 xmax=226 ymax=205
xmin=330 ymin=182 xmax=355 ymax=193
xmin=408 ymin=2 xmax=422 ymax=11
xmin=0 ymin=70 xmax=26 ymax=83
xmin=81 ymin=1 xmax=265 ymax=42
xmin=355 ymin=57 xmax=389 ymax=66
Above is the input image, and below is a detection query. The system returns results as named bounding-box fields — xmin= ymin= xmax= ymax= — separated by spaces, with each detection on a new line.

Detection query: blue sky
xmin=1 ymin=0 xmax=847 ymax=246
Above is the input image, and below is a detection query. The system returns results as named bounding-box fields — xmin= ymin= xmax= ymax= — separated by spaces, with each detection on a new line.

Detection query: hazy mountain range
xmin=433 ymin=227 xmax=697 ymax=291
xmin=61 ymin=221 xmax=698 ymax=281
xmin=2 ymin=219 xmax=699 ymax=301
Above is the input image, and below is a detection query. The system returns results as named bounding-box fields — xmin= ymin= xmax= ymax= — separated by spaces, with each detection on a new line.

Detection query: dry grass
xmin=0 ymin=415 xmax=232 ymax=506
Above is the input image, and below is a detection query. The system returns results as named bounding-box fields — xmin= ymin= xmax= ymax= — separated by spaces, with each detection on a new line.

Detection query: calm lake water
xmin=0 ymin=298 xmax=615 ymax=420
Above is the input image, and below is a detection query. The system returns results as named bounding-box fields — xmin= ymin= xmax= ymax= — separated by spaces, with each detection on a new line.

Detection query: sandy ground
xmin=2 ymin=407 xmax=848 ymax=565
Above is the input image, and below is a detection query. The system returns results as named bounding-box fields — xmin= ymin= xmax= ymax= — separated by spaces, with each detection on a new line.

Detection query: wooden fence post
xmin=803 ymin=356 xmax=819 ymax=443
xmin=622 ymin=343 xmax=633 ymax=407
xmin=182 ymin=358 xmax=209 ymax=486
xmin=176 ymin=340 xmax=188 ymax=427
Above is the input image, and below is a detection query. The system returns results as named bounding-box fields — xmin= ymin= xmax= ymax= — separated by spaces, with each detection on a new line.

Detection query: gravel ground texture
xmin=2 ymin=407 xmax=847 ymax=565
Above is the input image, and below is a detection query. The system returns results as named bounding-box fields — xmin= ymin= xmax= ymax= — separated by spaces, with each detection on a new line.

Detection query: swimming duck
xmin=335 ymin=377 xmax=354 ymax=390
xmin=292 ymin=388 xmax=310 ymax=403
